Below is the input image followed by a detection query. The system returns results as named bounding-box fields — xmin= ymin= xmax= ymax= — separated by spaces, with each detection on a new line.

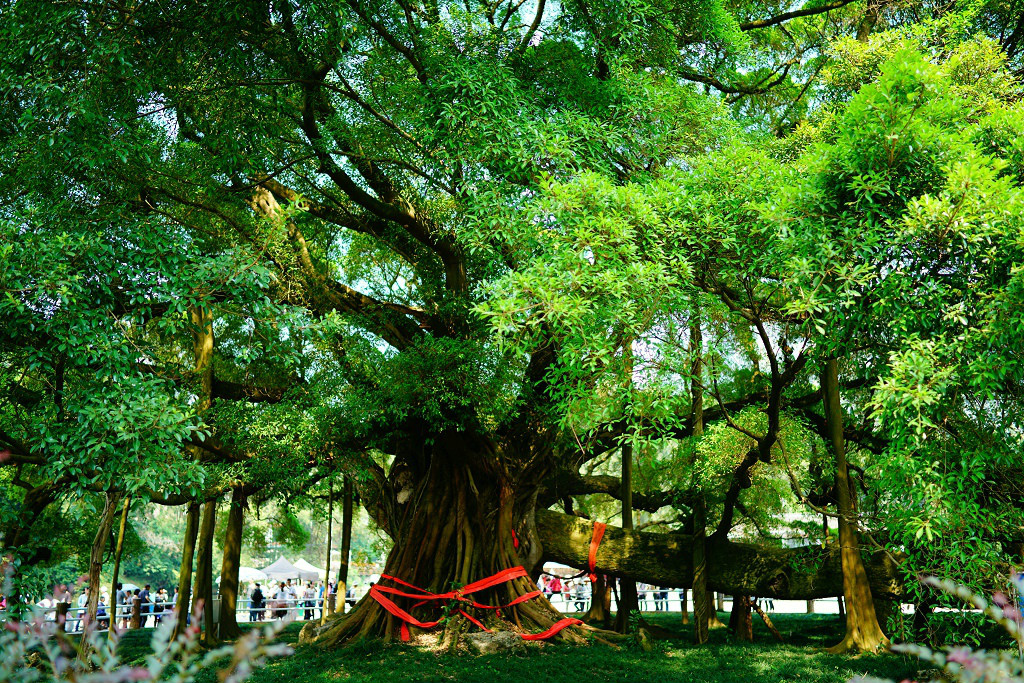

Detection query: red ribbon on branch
xmin=368 ymin=565 xmax=583 ymax=642
xmin=588 ymin=521 xmax=607 ymax=583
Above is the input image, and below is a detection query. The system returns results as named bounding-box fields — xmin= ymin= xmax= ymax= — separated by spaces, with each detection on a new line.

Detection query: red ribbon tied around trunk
xmin=368 ymin=565 xmax=583 ymax=642
xmin=588 ymin=521 xmax=607 ymax=583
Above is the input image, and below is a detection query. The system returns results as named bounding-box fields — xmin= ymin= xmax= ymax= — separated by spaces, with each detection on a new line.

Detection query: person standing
xmin=303 ymin=582 xmax=316 ymax=620
xmin=139 ymin=585 xmax=151 ymax=627
xmin=153 ymin=588 xmax=167 ymax=624
xmin=116 ymin=584 xmax=130 ymax=629
xmin=273 ymin=582 xmax=289 ymax=619
xmin=573 ymin=581 xmax=587 ymax=612
xmin=75 ymin=588 xmax=88 ymax=631
xmin=250 ymin=583 xmax=265 ymax=621
xmin=549 ymin=576 xmax=562 ymax=606
xmin=96 ymin=595 xmax=109 ymax=630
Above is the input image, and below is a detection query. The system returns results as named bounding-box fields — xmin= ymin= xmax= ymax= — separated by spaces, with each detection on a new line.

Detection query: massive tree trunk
xmin=306 ymin=435 xmax=589 ymax=647
xmin=194 ymin=498 xmax=219 ymax=646
xmin=218 ymin=487 xmax=247 ymax=639
xmin=537 ymin=510 xmax=902 ymax=600
xmin=822 ymin=358 xmax=889 ymax=654
xmin=173 ymin=502 xmax=201 ymax=639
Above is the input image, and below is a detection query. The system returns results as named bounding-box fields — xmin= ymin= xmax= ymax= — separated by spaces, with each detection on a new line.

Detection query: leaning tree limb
xmin=536 ymin=510 xmax=902 ymax=601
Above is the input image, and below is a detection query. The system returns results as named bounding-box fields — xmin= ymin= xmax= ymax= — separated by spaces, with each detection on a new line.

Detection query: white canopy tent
xmin=261 ymin=556 xmax=320 ymax=582
xmin=541 ymin=562 xmax=580 ymax=578
xmin=293 ymin=558 xmax=326 ymax=580
xmin=215 ymin=566 xmax=268 ymax=584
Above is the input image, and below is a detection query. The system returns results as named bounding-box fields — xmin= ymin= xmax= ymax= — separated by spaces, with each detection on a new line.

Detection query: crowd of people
xmin=14 ymin=582 xmax=178 ymax=631
xmin=247 ymin=579 xmax=359 ymax=622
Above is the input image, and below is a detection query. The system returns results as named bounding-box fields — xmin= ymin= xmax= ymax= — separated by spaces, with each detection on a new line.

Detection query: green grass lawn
xmin=116 ymin=613 xmax=921 ymax=683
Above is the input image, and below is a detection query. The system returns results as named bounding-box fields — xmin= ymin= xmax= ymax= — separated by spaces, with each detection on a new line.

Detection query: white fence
xmin=9 ymin=593 xmax=850 ymax=632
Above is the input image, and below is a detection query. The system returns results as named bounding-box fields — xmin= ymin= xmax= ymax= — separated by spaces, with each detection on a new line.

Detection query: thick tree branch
xmin=739 ymin=0 xmax=861 ymax=31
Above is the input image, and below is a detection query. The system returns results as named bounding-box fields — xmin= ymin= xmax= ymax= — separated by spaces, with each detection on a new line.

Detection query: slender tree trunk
xmin=690 ymin=315 xmax=710 ymax=643
xmin=614 ymin=439 xmax=640 ymax=633
xmin=321 ymin=482 xmax=334 ymax=626
xmin=194 ymin=498 xmax=219 ymax=646
xmin=337 ymin=476 xmax=353 ymax=614
xmin=175 ymin=306 xmax=213 ymax=641
xmin=108 ymin=495 xmax=131 ymax=629
xmin=78 ymin=491 xmax=120 ymax=661
xmin=614 ymin=344 xmax=639 ymax=634
xmin=85 ymin=492 xmax=120 ymax=624
xmin=173 ymin=502 xmax=201 ymax=639
xmin=822 ymin=358 xmax=888 ymax=654
xmin=218 ymin=487 xmax=247 ymax=639
xmin=751 ymin=599 xmax=783 ymax=641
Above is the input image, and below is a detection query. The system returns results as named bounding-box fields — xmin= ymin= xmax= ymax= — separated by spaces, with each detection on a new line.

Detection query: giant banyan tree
xmin=3 ymin=0 xmax=1024 ymax=654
